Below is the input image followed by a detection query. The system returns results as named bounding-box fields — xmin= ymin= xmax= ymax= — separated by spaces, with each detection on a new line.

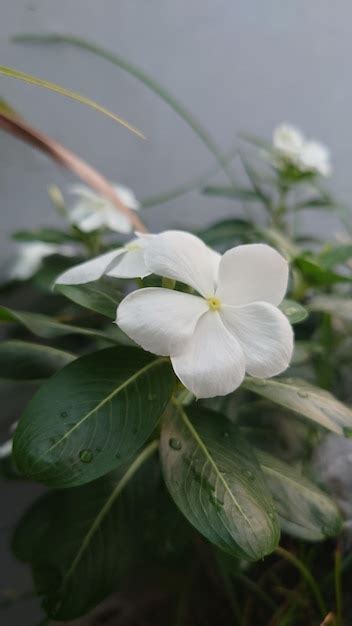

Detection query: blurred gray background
xmin=1 ymin=0 xmax=351 ymax=261
xmin=0 ymin=2 xmax=351 ymax=623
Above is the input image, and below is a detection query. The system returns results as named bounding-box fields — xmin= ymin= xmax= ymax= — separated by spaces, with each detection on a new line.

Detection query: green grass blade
xmin=0 ymin=64 xmax=144 ymax=138
xmin=13 ymin=33 xmax=236 ymax=183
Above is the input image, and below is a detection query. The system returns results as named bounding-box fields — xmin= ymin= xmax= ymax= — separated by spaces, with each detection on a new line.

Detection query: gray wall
xmin=1 ymin=1 xmax=351 ymax=258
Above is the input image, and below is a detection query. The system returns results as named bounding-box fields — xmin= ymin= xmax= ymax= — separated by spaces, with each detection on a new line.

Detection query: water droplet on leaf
xmin=169 ymin=438 xmax=182 ymax=450
xmin=297 ymin=390 xmax=309 ymax=399
xmin=60 ymin=411 xmax=68 ymax=418
xmin=79 ymin=449 xmax=93 ymax=463
xmin=253 ymin=379 xmax=267 ymax=387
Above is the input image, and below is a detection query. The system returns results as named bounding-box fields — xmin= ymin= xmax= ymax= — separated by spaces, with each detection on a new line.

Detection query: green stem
xmin=334 ymin=547 xmax=343 ymax=626
xmin=13 ymin=33 xmax=237 ymax=185
xmin=275 ymin=546 xmax=327 ymax=617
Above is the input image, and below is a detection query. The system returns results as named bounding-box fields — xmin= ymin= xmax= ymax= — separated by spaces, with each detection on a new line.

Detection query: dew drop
xmin=79 ymin=449 xmax=93 ymax=463
xmin=115 ymin=452 xmax=121 ymax=460
xmin=132 ymin=427 xmax=138 ymax=435
xmin=169 ymin=438 xmax=182 ymax=451
xmin=60 ymin=411 xmax=68 ymax=418
xmin=297 ymin=390 xmax=309 ymax=399
xmin=148 ymin=393 xmax=157 ymax=401
xmin=268 ymin=512 xmax=275 ymax=520
xmin=223 ymin=431 xmax=230 ymax=439
xmin=285 ymin=307 xmax=297 ymax=317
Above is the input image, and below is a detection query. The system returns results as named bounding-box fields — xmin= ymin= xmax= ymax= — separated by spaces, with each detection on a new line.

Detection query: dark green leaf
xmin=0 ymin=305 xmax=114 ymax=342
xmin=12 ymin=228 xmax=77 ymax=244
xmin=160 ymin=404 xmax=279 ymax=560
xmin=256 ymin=450 xmax=342 ymax=541
xmin=0 ymin=340 xmax=75 ymax=380
xmin=55 ymin=277 xmax=121 ymax=319
xmin=279 ymin=299 xmax=308 ymax=324
xmin=12 ymin=445 xmax=160 ymax=620
xmin=294 ymin=255 xmax=352 ymax=286
xmin=197 ymin=218 xmax=257 ymax=250
xmin=13 ymin=347 xmax=175 ymax=487
xmin=244 ymin=377 xmax=352 ymax=434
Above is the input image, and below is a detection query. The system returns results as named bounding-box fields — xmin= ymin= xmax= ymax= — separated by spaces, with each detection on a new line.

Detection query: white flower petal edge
xmin=55 ymin=249 xmax=125 ymax=285
xmin=221 ymin=302 xmax=294 ymax=377
xmin=216 ymin=244 xmax=289 ymax=306
xmin=0 ymin=438 xmax=13 ymax=459
xmin=273 ymin=123 xmax=304 ymax=159
xmin=116 ymin=288 xmax=208 ymax=356
xmin=106 ymin=243 xmax=149 ymax=279
xmin=140 ymin=230 xmax=221 ymax=297
xmin=171 ymin=312 xmax=246 ymax=398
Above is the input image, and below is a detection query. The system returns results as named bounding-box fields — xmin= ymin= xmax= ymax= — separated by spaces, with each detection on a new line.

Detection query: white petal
xmin=107 ymin=245 xmax=150 ymax=279
xmin=273 ymin=123 xmax=304 ymax=158
xmin=221 ymin=302 xmax=294 ymax=377
xmin=140 ymin=230 xmax=221 ymax=297
xmin=0 ymin=438 xmax=12 ymax=459
xmin=69 ymin=185 xmax=99 ymax=201
xmin=216 ymin=244 xmax=289 ymax=306
xmin=114 ymin=184 xmax=140 ymax=210
xmin=116 ymin=288 xmax=208 ymax=356
xmin=55 ymin=249 xmax=125 ymax=285
xmin=104 ymin=207 xmax=133 ymax=234
xmin=171 ymin=311 xmax=245 ymax=398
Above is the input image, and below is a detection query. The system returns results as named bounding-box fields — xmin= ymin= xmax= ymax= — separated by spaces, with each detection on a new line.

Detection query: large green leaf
xmin=12 ymin=228 xmax=78 ymax=244
xmin=55 ymin=277 xmax=122 ymax=319
xmin=256 ymin=450 xmax=342 ymax=541
xmin=160 ymin=404 xmax=279 ymax=560
xmin=294 ymin=255 xmax=352 ymax=286
xmin=244 ymin=377 xmax=352 ymax=435
xmin=0 ymin=305 xmax=114 ymax=342
xmin=13 ymin=347 xmax=175 ymax=487
xmin=0 ymin=340 xmax=75 ymax=380
xmin=197 ymin=218 xmax=258 ymax=250
xmin=12 ymin=444 xmax=161 ymax=620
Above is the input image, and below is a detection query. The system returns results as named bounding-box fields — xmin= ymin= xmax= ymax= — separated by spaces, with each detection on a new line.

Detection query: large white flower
xmin=55 ymin=238 xmax=149 ymax=285
xmin=69 ymin=184 xmax=140 ymax=233
xmin=116 ymin=231 xmax=294 ymax=398
xmin=272 ymin=123 xmax=332 ymax=177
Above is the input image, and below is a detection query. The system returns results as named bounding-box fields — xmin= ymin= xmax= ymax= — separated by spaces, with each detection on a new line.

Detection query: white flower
xmin=297 ymin=141 xmax=332 ymax=177
xmin=3 ymin=242 xmax=73 ymax=281
xmin=273 ymin=123 xmax=305 ymax=161
xmin=272 ymin=123 xmax=332 ymax=177
xmin=116 ymin=231 xmax=294 ymax=398
xmin=55 ymin=238 xmax=149 ymax=285
xmin=0 ymin=422 xmax=17 ymax=460
xmin=69 ymin=184 xmax=140 ymax=233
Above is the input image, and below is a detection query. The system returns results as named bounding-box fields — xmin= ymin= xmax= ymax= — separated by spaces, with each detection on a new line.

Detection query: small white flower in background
xmin=55 ymin=238 xmax=150 ymax=285
xmin=3 ymin=242 xmax=74 ymax=282
xmin=273 ymin=124 xmax=305 ymax=161
xmin=272 ymin=123 xmax=332 ymax=177
xmin=116 ymin=231 xmax=294 ymax=398
xmin=68 ymin=184 xmax=140 ymax=234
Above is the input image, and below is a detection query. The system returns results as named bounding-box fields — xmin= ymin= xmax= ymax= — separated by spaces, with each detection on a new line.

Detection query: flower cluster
xmin=57 ymin=231 xmax=294 ymax=398
xmin=272 ymin=123 xmax=332 ymax=177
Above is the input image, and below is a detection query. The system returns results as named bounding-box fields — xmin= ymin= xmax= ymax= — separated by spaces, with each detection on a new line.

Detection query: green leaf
xmin=0 ymin=64 xmax=144 ymax=138
xmin=0 ymin=340 xmax=75 ymax=380
xmin=318 ymin=245 xmax=352 ymax=269
xmin=279 ymin=299 xmax=308 ymax=324
xmin=12 ymin=228 xmax=78 ymax=244
xmin=202 ymin=185 xmax=259 ymax=201
xmin=197 ymin=218 xmax=257 ymax=250
xmin=244 ymin=377 xmax=352 ymax=435
xmin=13 ymin=347 xmax=175 ymax=487
xmin=256 ymin=450 xmax=342 ymax=541
xmin=160 ymin=404 xmax=279 ymax=560
xmin=294 ymin=255 xmax=352 ymax=286
xmin=309 ymin=296 xmax=352 ymax=322
xmin=12 ymin=443 xmax=160 ymax=620
xmin=13 ymin=33 xmax=236 ymax=184
xmin=0 ymin=305 xmax=114 ymax=342
xmin=55 ymin=277 xmax=121 ymax=319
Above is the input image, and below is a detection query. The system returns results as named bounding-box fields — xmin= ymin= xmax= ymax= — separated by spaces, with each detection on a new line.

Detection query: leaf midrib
xmin=38 ymin=357 xmax=165 ymax=460
xmin=177 ymin=405 xmax=254 ymax=530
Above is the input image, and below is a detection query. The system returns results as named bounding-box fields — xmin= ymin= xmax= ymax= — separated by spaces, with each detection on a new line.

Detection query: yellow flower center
xmin=207 ymin=296 xmax=221 ymax=311
xmin=125 ymin=242 xmax=141 ymax=252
